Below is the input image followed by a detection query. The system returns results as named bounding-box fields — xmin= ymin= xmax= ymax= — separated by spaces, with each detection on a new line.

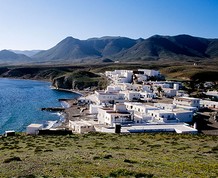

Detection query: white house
xmin=154 ymin=103 xmax=176 ymax=111
xmin=69 ymin=120 xmax=96 ymax=133
xmin=97 ymin=104 xmax=133 ymax=126
xmin=173 ymin=109 xmax=193 ymax=123
xmin=200 ymin=100 xmax=218 ymax=109
xmin=205 ymin=90 xmax=218 ymax=100
xmin=106 ymin=85 xmax=122 ymax=93
xmin=140 ymin=91 xmax=156 ymax=101
xmin=105 ymin=70 xmax=133 ymax=84
xmin=138 ymin=69 xmax=160 ymax=77
xmin=26 ymin=124 xmax=43 ymax=135
xmin=119 ymin=83 xmax=139 ymax=91
xmin=95 ymin=91 xmax=125 ymax=105
xmin=141 ymin=85 xmax=152 ymax=92
xmin=135 ymin=74 xmax=148 ymax=82
xmin=119 ymin=91 xmax=141 ymax=101
xmin=173 ymin=83 xmax=180 ymax=90
xmin=89 ymin=104 xmax=103 ymax=114
xmin=147 ymin=110 xmax=176 ymax=123
xmin=124 ymin=102 xmax=159 ymax=123
xmin=176 ymin=105 xmax=198 ymax=113
xmin=154 ymin=83 xmax=171 ymax=89
xmin=124 ymin=102 xmax=159 ymax=114
xmin=173 ymin=97 xmax=200 ymax=109
xmin=162 ymin=88 xmax=177 ymax=98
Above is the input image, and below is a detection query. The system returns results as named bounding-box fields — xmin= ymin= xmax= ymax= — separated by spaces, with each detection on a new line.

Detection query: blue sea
xmin=0 ymin=78 xmax=80 ymax=134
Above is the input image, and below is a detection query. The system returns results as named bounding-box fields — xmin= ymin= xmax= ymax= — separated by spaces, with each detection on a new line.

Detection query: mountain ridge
xmin=1 ymin=34 xmax=218 ymax=64
xmin=32 ymin=34 xmax=218 ymax=62
xmin=0 ymin=50 xmax=31 ymax=64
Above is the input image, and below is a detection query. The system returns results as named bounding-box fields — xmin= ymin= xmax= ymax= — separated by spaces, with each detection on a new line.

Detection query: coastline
xmin=49 ymin=89 xmax=85 ymax=130
xmin=0 ymin=77 xmax=82 ymax=133
xmin=50 ymin=86 xmax=94 ymax=97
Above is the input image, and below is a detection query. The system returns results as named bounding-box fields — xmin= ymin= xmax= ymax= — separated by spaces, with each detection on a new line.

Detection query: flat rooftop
xmin=101 ymin=123 xmax=197 ymax=134
xmin=175 ymin=97 xmax=200 ymax=101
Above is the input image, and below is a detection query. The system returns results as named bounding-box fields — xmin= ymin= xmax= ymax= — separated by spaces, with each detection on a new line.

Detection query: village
xmin=26 ymin=69 xmax=218 ymax=135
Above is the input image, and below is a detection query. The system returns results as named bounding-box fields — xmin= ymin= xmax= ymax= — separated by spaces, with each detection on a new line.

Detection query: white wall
xmin=174 ymin=111 xmax=193 ymax=123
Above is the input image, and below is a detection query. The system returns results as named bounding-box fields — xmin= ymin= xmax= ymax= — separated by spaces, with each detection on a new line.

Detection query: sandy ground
xmin=57 ymin=98 xmax=96 ymax=129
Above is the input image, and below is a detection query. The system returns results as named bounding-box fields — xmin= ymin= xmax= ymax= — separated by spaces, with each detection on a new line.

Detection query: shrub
xmin=3 ymin=156 xmax=22 ymax=163
xmin=103 ymin=154 xmax=113 ymax=159
xmin=124 ymin=159 xmax=138 ymax=164
xmin=109 ymin=169 xmax=153 ymax=177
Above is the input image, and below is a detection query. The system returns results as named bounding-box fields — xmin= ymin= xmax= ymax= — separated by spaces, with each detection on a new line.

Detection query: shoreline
xmin=0 ymin=77 xmax=83 ymax=133
xmin=50 ymin=86 xmax=84 ymax=96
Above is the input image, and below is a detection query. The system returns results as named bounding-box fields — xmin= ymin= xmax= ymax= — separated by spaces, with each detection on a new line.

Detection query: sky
xmin=0 ymin=0 xmax=218 ymax=50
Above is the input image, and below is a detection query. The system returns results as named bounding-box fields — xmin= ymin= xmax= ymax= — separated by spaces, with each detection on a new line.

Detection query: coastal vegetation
xmin=0 ymin=61 xmax=218 ymax=89
xmin=52 ymin=70 xmax=108 ymax=90
xmin=0 ymin=59 xmax=217 ymax=101
xmin=0 ymin=133 xmax=217 ymax=177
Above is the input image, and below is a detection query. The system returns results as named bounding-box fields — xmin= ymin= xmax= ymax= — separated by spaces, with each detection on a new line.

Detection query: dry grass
xmin=0 ymin=133 xmax=218 ymax=177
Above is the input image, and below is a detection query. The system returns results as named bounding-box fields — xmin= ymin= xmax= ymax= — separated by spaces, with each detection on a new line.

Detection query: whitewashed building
xmin=141 ymin=85 xmax=152 ymax=92
xmin=89 ymin=104 xmax=103 ymax=114
xmin=148 ymin=110 xmax=176 ymax=123
xmin=138 ymin=69 xmax=160 ymax=77
xmin=154 ymin=103 xmax=176 ymax=111
xmin=106 ymin=85 xmax=122 ymax=93
xmin=105 ymin=70 xmax=133 ymax=84
xmin=95 ymin=91 xmax=125 ymax=105
xmin=119 ymin=91 xmax=141 ymax=101
xmin=173 ymin=97 xmax=200 ymax=109
xmin=134 ymin=74 xmax=148 ymax=82
xmin=173 ymin=109 xmax=193 ymax=123
xmin=200 ymin=100 xmax=218 ymax=109
xmin=140 ymin=91 xmax=156 ymax=101
xmin=97 ymin=104 xmax=133 ymax=126
xmin=69 ymin=120 xmax=96 ymax=133
xmin=162 ymin=88 xmax=177 ymax=98
xmin=26 ymin=124 xmax=43 ymax=135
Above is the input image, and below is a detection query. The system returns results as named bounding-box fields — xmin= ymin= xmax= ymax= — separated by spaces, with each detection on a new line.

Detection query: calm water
xmin=0 ymin=78 xmax=80 ymax=134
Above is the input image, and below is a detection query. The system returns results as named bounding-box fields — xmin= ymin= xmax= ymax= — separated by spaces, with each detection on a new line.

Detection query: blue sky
xmin=0 ymin=0 xmax=217 ymax=50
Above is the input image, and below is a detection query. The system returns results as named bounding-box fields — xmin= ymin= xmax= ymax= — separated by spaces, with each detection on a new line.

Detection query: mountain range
xmin=0 ymin=34 xmax=218 ymax=64
xmin=11 ymin=50 xmax=42 ymax=57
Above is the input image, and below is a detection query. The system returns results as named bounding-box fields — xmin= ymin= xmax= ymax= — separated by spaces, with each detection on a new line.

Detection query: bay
xmin=0 ymin=78 xmax=80 ymax=134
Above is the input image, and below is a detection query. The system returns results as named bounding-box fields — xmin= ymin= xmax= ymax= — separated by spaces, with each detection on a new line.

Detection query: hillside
xmin=0 ymin=133 xmax=217 ymax=177
xmin=1 ymin=61 xmax=218 ymax=85
xmin=0 ymin=50 xmax=31 ymax=64
xmin=115 ymin=35 xmax=215 ymax=61
xmin=0 ymin=35 xmax=217 ymax=65
xmin=11 ymin=50 xmax=42 ymax=57
xmin=32 ymin=36 xmax=137 ymax=62
xmin=32 ymin=35 xmax=218 ymax=63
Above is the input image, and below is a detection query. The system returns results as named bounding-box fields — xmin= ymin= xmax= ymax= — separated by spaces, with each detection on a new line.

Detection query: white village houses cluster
xmin=70 ymin=69 xmax=199 ymax=134
xmin=27 ymin=69 xmax=218 ymax=135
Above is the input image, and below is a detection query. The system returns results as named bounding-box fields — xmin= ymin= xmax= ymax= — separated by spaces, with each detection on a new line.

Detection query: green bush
xmin=3 ymin=156 xmax=22 ymax=163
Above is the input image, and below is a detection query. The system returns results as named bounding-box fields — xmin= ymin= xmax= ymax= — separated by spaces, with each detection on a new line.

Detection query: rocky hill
xmin=1 ymin=35 xmax=218 ymax=65
xmin=0 ymin=50 xmax=31 ymax=64
xmin=32 ymin=35 xmax=218 ymax=63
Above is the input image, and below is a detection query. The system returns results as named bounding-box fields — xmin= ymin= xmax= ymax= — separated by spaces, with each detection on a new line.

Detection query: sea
xmin=0 ymin=78 xmax=80 ymax=134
